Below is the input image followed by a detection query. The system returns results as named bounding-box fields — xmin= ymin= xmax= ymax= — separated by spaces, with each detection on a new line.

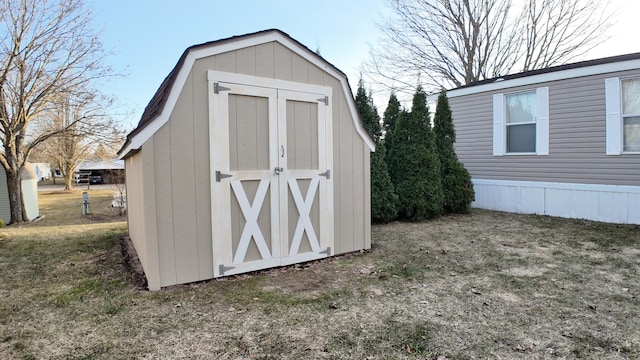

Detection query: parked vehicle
xmin=74 ymin=172 xmax=91 ymax=184
xmin=90 ymin=175 xmax=103 ymax=184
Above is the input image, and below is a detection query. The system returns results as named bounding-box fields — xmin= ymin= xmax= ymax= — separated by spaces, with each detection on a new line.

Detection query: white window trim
xmin=607 ymin=76 xmax=640 ymax=155
xmin=493 ymin=87 xmax=549 ymax=156
xmin=605 ymin=77 xmax=622 ymax=155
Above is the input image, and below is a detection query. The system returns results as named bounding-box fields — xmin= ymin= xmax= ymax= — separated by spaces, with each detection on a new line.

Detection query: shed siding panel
xmin=363 ymin=144 xmax=371 ymax=249
xmin=236 ymin=46 xmax=256 ymax=76
xmin=255 ymin=43 xmax=275 ymax=78
xmin=170 ymin=71 xmax=200 ymax=284
xmin=308 ymin=64 xmax=325 ymax=86
xmin=153 ymin=124 xmax=177 ymax=287
xmin=450 ymin=68 xmax=640 ymax=186
xmin=291 ymin=52 xmax=309 ymax=83
xmin=141 ymin=141 xmax=161 ymax=290
xmin=335 ymin=79 xmax=355 ymax=254
xmin=274 ymin=42 xmax=292 ymax=81
xmin=0 ymin=169 xmax=9 ymax=224
xmin=352 ymin=129 xmax=365 ymax=251
xmin=191 ymin=58 xmax=214 ymax=280
xmin=125 ymin=154 xmax=144 ymax=268
xmin=215 ymin=51 xmax=236 ymax=73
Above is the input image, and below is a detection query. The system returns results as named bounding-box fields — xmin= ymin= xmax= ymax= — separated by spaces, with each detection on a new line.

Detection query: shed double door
xmin=211 ymin=81 xmax=333 ymax=277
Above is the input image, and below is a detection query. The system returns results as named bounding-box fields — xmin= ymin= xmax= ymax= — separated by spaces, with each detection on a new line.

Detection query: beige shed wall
xmin=139 ymin=41 xmax=370 ymax=287
xmin=125 ymin=154 xmax=143 ymax=268
xmin=125 ymin=151 xmax=161 ymax=290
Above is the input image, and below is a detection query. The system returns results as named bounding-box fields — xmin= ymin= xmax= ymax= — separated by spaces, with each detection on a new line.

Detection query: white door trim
xmin=209 ymin=73 xmax=334 ymax=277
xmin=230 ymin=179 xmax=272 ymax=264
xmin=287 ymin=177 xmax=321 ymax=256
xmin=210 ymin=82 xmax=279 ymax=277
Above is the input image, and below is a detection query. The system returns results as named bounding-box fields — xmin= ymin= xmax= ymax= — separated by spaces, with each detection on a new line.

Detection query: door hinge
xmin=215 ymin=170 xmax=233 ymax=182
xmin=214 ymin=83 xmax=231 ymax=94
xmin=320 ymin=247 xmax=332 ymax=256
xmin=317 ymin=96 xmax=329 ymax=105
xmin=219 ymin=264 xmax=235 ymax=275
xmin=319 ymin=170 xmax=330 ymax=179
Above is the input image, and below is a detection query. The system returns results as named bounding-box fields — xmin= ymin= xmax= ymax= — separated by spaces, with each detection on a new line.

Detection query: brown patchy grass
xmin=0 ymin=192 xmax=638 ymax=359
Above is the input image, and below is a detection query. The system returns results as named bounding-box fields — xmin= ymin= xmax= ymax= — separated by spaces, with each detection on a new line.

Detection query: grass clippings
xmin=0 ymin=191 xmax=638 ymax=359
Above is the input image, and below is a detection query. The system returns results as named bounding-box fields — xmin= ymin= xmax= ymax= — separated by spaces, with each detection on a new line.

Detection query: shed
xmin=0 ymin=163 xmax=40 ymax=224
xmin=31 ymin=162 xmax=51 ymax=181
xmin=118 ymin=30 xmax=374 ymax=290
xmin=436 ymin=53 xmax=640 ymax=225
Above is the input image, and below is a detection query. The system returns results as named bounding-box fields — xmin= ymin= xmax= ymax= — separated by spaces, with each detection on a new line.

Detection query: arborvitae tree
xmin=387 ymin=109 xmax=409 ymax=188
xmin=356 ymin=79 xmax=382 ymax=143
xmin=355 ymin=79 xmax=397 ymax=223
xmin=433 ymin=90 xmax=475 ymax=213
xmin=382 ymin=93 xmax=401 ymax=155
xmin=370 ymin=144 xmax=398 ymax=223
xmin=389 ymin=86 xmax=443 ymax=221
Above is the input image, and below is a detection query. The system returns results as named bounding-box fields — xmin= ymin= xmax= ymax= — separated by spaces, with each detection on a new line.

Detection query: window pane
xmin=506 ymin=92 xmax=536 ymax=124
xmin=624 ymin=116 xmax=640 ymax=152
xmin=622 ymin=78 xmax=640 ymax=115
xmin=507 ymin=123 xmax=536 ymax=153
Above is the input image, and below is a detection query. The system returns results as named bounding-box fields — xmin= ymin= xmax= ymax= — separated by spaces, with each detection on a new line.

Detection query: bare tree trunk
xmin=64 ymin=172 xmax=75 ymax=191
xmin=0 ymin=0 xmax=117 ymax=220
xmin=62 ymin=160 xmax=76 ymax=191
xmin=5 ymin=166 xmax=25 ymax=223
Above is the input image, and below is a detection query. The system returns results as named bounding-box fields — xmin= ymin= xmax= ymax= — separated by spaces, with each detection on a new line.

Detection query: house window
xmin=506 ymin=91 xmax=536 ymax=153
xmin=622 ymin=78 xmax=640 ymax=152
xmin=492 ymin=87 xmax=548 ymax=156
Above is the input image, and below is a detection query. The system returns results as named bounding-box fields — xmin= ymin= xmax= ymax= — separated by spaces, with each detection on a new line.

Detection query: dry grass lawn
xmin=0 ymin=190 xmax=639 ymax=359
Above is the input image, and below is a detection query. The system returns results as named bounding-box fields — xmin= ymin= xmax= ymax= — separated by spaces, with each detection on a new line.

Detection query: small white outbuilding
xmin=0 ymin=163 xmax=39 ymax=224
xmin=118 ymin=30 xmax=374 ymax=290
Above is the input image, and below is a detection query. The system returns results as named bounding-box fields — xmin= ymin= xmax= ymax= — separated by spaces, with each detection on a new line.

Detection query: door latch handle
xmin=274 ymin=167 xmax=284 ymax=174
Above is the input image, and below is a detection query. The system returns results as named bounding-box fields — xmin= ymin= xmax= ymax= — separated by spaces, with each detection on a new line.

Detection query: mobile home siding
xmin=136 ymin=40 xmax=369 ymax=288
xmin=0 ymin=169 xmax=9 ymax=224
xmin=450 ymin=68 xmax=640 ymax=187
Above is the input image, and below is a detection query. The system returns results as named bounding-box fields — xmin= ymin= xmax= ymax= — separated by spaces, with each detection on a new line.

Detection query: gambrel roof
xmin=119 ymin=29 xmax=375 ymax=158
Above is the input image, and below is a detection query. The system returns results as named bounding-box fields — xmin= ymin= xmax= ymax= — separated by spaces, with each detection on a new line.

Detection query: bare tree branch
xmin=0 ymin=0 xmax=116 ymax=223
xmin=29 ymin=91 xmax=124 ymax=190
xmin=363 ymin=0 xmax=613 ymax=93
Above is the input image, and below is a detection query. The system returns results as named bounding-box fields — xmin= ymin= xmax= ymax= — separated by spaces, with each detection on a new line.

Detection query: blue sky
xmin=92 ymin=0 xmax=640 ymax=129
xmin=93 ymin=0 xmax=385 ymax=128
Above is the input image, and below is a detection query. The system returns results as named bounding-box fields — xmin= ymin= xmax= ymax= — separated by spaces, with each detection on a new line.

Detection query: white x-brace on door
xmin=210 ymin=75 xmax=333 ymax=278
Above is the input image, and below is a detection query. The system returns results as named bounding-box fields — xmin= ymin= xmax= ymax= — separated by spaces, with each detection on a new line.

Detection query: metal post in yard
xmin=82 ymin=191 xmax=90 ymax=216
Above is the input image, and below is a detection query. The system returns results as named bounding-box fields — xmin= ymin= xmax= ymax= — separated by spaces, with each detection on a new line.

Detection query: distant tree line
xmin=356 ymin=80 xmax=474 ymax=223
